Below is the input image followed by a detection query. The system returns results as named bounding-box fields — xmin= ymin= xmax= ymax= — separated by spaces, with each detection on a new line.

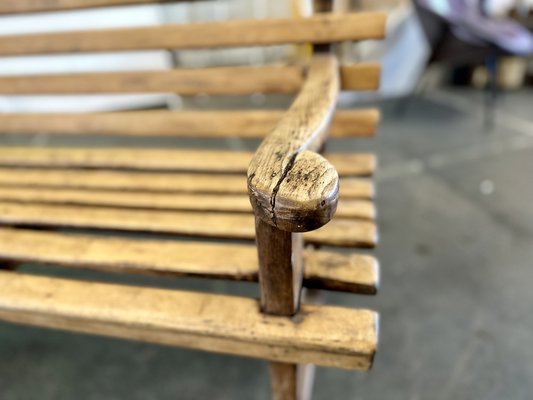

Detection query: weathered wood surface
xmin=0 ymin=202 xmax=377 ymax=247
xmin=0 ymin=109 xmax=380 ymax=138
xmin=270 ymin=363 xmax=299 ymax=400
xmin=0 ymin=0 xmax=194 ymax=14
xmin=0 ymin=169 xmax=374 ymax=198
xmin=0 ymin=13 xmax=386 ymax=55
xmin=0 ymin=187 xmax=375 ymax=219
xmin=0 ymin=271 xmax=378 ymax=369
xmin=255 ymin=218 xmax=304 ymax=315
xmin=0 ymin=148 xmax=375 ymax=176
xmin=0 ymin=65 xmax=378 ymax=95
xmin=0 ymin=228 xmax=379 ymax=294
xmin=248 ymin=55 xmax=339 ymax=232
xmin=0 ymin=64 xmax=379 ymax=95
xmin=341 ymin=63 xmax=381 ymax=91
xmin=0 ymin=66 xmax=302 ymax=95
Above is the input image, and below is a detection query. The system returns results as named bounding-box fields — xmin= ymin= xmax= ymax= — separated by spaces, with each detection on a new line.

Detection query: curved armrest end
xmin=248 ymin=150 xmax=339 ymax=232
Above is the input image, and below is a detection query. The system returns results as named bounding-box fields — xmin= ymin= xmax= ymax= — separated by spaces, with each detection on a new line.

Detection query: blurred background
xmin=0 ymin=0 xmax=532 ymax=399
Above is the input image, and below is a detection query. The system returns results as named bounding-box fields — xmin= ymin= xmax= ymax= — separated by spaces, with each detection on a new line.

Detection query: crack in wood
xmin=269 ymin=152 xmax=298 ymax=227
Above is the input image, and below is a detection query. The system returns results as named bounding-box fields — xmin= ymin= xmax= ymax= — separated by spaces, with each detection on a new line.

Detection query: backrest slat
xmin=0 ymin=12 xmax=386 ymax=56
xmin=0 ymin=64 xmax=379 ymax=94
xmin=0 ymin=109 xmax=380 ymax=138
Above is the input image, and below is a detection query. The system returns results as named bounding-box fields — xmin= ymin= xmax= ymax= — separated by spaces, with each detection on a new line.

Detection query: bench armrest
xmin=247 ymin=54 xmax=340 ymax=232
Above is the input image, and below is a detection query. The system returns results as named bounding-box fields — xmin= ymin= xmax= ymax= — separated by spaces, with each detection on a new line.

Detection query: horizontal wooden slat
xmin=0 ymin=187 xmax=375 ymax=219
xmin=0 ymin=169 xmax=374 ymax=198
xmin=0 ymin=66 xmax=302 ymax=95
xmin=0 ymin=271 xmax=378 ymax=369
xmin=0 ymin=64 xmax=379 ymax=95
xmin=0 ymin=148 xmax=376 ymax=176
xmin=0 ymin=13 xmax=386 ymax=56
xmin=0 ymin=0 xmax=190 ymax=14
xmin=0 ymin=202 xmax=377 ymax=247
xmin=0 ymin=228 xmax=378 ymax=294
xmin=341 ymin=64 xmax=381 ymax=91
xmin=0 ymin=109 xmax=380 ymax=138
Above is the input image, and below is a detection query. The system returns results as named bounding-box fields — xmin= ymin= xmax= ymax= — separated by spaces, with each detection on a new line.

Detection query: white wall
xmin=0 ymin=4 xmax=172 ymax=112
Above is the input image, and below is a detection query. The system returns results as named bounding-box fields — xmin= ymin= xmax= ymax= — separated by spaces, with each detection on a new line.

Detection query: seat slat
xmin=0 ymin=13 xmax=386 ymax=56
xmin=0 ymin=202 xmax=377 ymax=247
xmin=0 ymin=187 xmax=376 ymax=220
xmin=0 ymin=169 xmax=374 ymax=198
xmin=0 ymin=271 xmax=378 ymax=369
xmin=0 ymin=0 xmax=190 ymax=14
xmin=0 ymin=109 xmax=380 ymax=138
xmin=0 ymin=148 xmax=375 ymax=176
xmin=0 ymin=228 xmax=378 ymax=294
xmin=0 ymin=64 xmax=379 ymax=95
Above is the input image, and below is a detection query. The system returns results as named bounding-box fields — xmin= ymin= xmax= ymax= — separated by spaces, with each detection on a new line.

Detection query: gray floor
xmin=1 ymin=87 xmax=532 ymax=400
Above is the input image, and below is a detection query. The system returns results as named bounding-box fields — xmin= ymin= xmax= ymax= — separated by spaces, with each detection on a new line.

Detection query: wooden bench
xmin=0 ymin=1 xmax=386 ymax=399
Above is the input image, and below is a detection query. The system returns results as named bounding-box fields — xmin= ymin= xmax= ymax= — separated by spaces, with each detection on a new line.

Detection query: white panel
xmin=0 ymin=5 xmax=172 ymax=111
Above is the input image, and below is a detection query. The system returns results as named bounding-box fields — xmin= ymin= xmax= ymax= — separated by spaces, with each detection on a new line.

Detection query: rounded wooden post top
xmin=247 ymin=55 xmax=340 ymax=232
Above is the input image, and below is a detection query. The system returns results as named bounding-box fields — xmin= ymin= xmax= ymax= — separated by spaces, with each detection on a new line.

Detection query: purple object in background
xmin=417 ymin=0 xmax=533 ymax=55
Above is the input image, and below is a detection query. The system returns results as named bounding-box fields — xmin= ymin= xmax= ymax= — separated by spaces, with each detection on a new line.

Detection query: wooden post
xmin=248 ymin=54 xmax=340 ymax=400
xmin=255 ymin=218 xmax=303 ymax=316
xmin=255 ymin=217 xmax=304 ymax=400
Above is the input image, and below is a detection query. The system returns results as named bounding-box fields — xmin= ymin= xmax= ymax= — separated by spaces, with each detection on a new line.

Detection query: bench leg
xmin=271 ymin=362 xmax=298 ymax=400
xmin=254 ymin=217 xmax=307 ymax=400
xmin=270 ymin=362 xmax=315 ymax=400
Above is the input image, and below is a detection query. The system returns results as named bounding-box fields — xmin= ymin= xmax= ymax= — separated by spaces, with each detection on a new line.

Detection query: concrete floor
xmin=0 ymin=87 xmax=532 ymax=400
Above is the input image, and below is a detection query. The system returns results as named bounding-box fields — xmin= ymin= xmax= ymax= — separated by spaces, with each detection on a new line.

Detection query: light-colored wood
xmin=341 ymin=63 xmax=382 ymax=91
xmin=0 ymin=271 xmax=378 ymax=369
xmin=0 ymin=13 xmax=386 ymax=56
xmin=329 ymin=153 xmax=376 ymax=177
xmin=0 ymin=66 xmax=302 ymax=95
xmin=0 ymin=109 xmax=380 ymax=138
xmin=0 ymin=202 xmax=377 ymax=247
xmin=248 ymin=55 xmax=339 ymax=232
xmin=0 ymin=148 xmax=375 ymax=176
xmin=0 ymin=227 xmax=379 ymax=293
xmin=0 ymin=169 xmax=374 ymax=198
xmin=0 ymin=187 xmax=375 ymax=219
xmin=0 ymin=64 xmax=379 ymax=95
xmin=0 ymin=0 xmax=192 ymax=14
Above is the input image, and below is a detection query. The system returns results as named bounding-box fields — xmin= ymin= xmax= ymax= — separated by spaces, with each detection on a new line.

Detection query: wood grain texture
xmin=0 ymin=66 xmax=303 ymax=95
xmin=0 ymin=169 xmax=374 ymax=198
xmin=0 ymin=12 xmax=386 ymax=56
xmin=0 ymin=202 xmax=377 ymax=247
xmin=255 ymin=218 xmax=304 ymax=315
xmin=0 ymin=271 xmax=378 ymax=369
xmin=341 ymin=63 xmax=381 ymax=91
xmin=248 ymin=55 xmax=340 ymax=232
xmin=0 ymin=228 xmax=379 ymax=294
xmin=0 ymin=0 xmax=193 ymax=14
xmin=0 ymin=187 xmax=375 ymax=219
xmin=0 ymin=148 xmax=375 ymax=176
xmin=270 ymin=363 xmax=298 ymax=400
xmin=0 ymin=64 xmax=379 ymax=95
xmin=0 ymin=109 xmax=380 ymax=138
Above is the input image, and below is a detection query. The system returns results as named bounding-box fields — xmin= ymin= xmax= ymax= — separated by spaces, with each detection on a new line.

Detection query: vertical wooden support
xmin=270 ymin=362 xmax=299 ymax=400
xmin=255 ymin=217 xmax=303 ymax=316
xmin=255 ymin=217 xmax=305 ymax=400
